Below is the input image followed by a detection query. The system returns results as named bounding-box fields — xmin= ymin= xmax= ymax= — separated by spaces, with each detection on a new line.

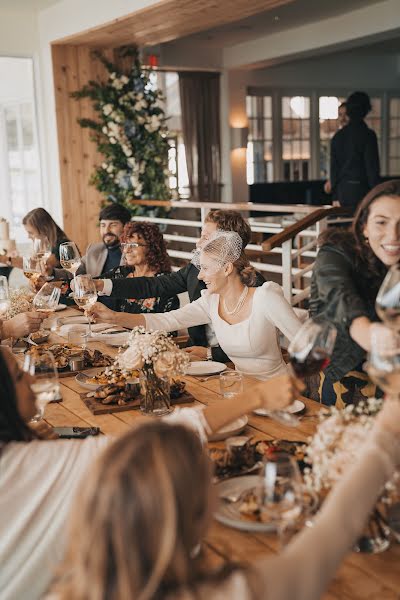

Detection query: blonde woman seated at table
xmin=56 ymin=397 xmax=400 ymax=600
xmin=90 ymin=231 xmax=302 ymax=380
xmin=0 ymin=347 xmax=297 ymax=600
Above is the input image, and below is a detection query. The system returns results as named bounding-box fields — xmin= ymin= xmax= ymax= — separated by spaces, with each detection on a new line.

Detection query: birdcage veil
xmin=191 ymin=230 xmax=243 ymax=272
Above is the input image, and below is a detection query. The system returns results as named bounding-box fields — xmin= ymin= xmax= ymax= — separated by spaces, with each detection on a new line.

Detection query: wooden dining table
xmin=40 ymin=308 xmax=400 ymax=600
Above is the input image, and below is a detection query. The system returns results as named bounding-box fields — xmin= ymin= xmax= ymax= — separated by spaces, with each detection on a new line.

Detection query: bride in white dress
xmin=89 ymin=231 xmax=302 ymax=380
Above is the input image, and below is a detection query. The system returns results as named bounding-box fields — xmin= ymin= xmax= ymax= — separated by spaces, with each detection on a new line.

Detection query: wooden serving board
xmin=81 ymin=390 xmax=196 ymax=415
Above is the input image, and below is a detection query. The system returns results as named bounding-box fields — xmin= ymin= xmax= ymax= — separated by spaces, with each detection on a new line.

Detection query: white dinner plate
xmin=54 ymin=304 xmax=67 ymax=312
xmin=208 ymin=416 xmax=248 ymax=442
xmin=214 ymin=475 xmax=276 ymax=533
xmin=253 ymin=399 xmax=305 ymax=417
xmin=185 ymin=361 xmax=227 ymax=376
xmin=75 ymin=368 xmax=105 ymax=390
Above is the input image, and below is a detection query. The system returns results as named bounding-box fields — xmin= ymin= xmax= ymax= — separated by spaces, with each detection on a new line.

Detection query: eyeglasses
xmin=121 ymin=243 xmax=147 ymax=252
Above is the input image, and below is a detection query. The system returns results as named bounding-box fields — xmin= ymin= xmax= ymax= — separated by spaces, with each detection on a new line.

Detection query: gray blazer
xmin=55 ymin=242 xmax=124 ymax=279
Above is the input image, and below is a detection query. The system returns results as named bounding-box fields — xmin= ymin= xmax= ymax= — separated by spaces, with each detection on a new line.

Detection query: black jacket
xmin=110 ymin=263 xmax=265 ymax=363
xmin=309 ymin=235 xmax=385 ymax=381
xmin=330 ymin=120 xmax=380 ymax=210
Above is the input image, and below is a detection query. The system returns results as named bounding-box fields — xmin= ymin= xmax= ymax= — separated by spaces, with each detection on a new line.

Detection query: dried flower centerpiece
xmin=304 ymin=398 xmax=399 ymax=553
xmin=117 ymin=327 xmax=190 ymax=416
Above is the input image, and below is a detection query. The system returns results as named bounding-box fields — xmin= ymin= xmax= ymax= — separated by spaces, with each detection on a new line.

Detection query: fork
xmin=194 ymin=371 xmax=229 ymax=382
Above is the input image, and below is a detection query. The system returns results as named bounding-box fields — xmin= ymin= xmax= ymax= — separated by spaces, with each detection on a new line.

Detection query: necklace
xmin=223 ymin=286 xmax=249 ymax=316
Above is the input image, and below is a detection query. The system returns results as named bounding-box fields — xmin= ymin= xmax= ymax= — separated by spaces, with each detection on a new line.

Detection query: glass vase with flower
xmin=117 ymin=327 xmax=190 ymax=416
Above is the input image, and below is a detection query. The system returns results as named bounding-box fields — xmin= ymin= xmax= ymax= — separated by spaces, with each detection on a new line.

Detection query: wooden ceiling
xmin=53 ymin=0 xmax=294 ymax=47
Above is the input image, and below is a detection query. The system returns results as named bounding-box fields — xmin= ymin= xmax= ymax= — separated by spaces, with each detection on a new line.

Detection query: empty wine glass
xmin=376 ymin=263 xmax=400 ymax=331
xmin=23 ymin=351 xmax=61 ymax=422
xmin=0 ymin=276 xmax=10 ymax=318
xmin=258 ymin=452 xmax=304 ymax=540
xmin=365 ymin=329 xmax=400 ymax=400
xmin=73 ymin=274 xmax=98 ymax=336
xmin=59 ymin=242 xmax=81 ymax=278
xmin=33 ymin=282 xmax=61 ymax=314
xmin=288 ymin=318 xmax=337 ymax=379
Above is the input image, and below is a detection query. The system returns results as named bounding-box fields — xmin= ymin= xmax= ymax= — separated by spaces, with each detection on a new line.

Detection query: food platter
xmin=25 ymin=343 xmax=113 ymax=375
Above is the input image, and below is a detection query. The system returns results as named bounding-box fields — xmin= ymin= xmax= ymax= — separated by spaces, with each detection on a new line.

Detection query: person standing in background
xmin=324 ymin=102 xmax=349 ymax=195
xmin=330 ymin=91 xmax=380 ymax=214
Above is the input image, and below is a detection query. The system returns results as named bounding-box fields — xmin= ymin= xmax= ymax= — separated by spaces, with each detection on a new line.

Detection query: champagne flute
xmin=376 ymin=263 xmax=400 ymax=331
xmin=0 ymin=275 xmax=10 ymax=318
xmin=288 ymin=318 xmax=337 ymax=379
xmin=59 ymin=242 xmax=81 ymax=278
xmin=73 ymin=274 xmax=98 ymax=337
xmin=258 ymin=453 xmax=304 ymax=542
xmin=365 ymin=330 xmax=400 ymax=400
xmin=23 ymin=351 xmax=61 ymax=422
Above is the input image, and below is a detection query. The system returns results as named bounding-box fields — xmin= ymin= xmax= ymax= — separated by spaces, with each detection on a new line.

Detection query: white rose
xmin=110 ymin=72 xmax=116 ymax=80
xmin=102 ymin=126 xmax=108 ymax=134
xmin=102 ymin=104 xmax=113 ymax=116
xmin=102 ymin=162 xmax=108 ymax=169
xmin=118 ymin=346 xmax=144 ymax=370
xmin=107 ymin=165 xmax=114 ymax=173
xmin=109 ymin=137 xmax=117 ymax=144
xmin=127 ymin=157 xmax=136 ymax=167
xmin=121 ymin=75 xmax=129 ymax=85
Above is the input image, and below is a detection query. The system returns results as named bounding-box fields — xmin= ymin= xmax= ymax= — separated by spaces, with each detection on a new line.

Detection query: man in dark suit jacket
xmin=330 ymin=91 xmax=380 ymax=213
xmin=95 ymin=210 xmax=265 ymax=362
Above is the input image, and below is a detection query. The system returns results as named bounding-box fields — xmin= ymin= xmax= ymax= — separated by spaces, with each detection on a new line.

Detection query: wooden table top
xmin=41 ymin=308 xmax=400 ymax=600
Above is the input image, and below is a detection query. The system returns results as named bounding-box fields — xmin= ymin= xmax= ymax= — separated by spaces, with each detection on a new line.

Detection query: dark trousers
xmin=337 ymin=182 xmax=369 ymax=214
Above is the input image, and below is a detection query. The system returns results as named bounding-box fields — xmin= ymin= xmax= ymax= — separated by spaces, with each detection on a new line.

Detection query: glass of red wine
xmin=288 ymin=318 xmax=337 ymax=379
xmin=375 ymin=263 xmax=400 ymax=331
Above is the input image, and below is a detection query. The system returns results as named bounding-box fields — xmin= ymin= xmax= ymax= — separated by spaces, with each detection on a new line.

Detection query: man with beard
xmin=53 ymin=203 xmax=131 ymax=308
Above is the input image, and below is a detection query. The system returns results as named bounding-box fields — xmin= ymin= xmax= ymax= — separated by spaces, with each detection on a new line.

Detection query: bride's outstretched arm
xmin=89 ymin=295 xmax=212 ymax=331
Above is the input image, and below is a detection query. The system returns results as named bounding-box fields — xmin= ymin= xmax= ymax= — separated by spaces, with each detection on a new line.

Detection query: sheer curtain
xmin=178 ymin=72 xmax=221 ymax=201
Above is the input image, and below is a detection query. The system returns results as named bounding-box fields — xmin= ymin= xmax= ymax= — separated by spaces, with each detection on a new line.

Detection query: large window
xmin=246 ymin=95 xmax=273 ymax=184
xmin=388 ymin=98 xmax=400 ymax=176
xmin=0 ymin=57 xmax=42 ymax=240
xmin=246 ymin=90 xmax=400 ymax=183
xmin=282 ymin=96 xmax=310 ymax=181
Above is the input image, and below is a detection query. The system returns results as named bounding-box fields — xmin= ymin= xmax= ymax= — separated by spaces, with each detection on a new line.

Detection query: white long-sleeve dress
xmin=144 ymin=282 xmax=301 ymax=379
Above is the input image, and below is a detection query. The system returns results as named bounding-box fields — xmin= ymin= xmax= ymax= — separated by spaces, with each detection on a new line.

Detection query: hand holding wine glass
xmin=288 ymin=318 xmax=337 ymax=379
xmin=376 ymin=263 xmax=400 ymax=331
xmin=23 ymin=256 xmax=42 ymax=289
xmin=23 ymin=351 xmax=60 ymax=422
xmin=365 ymin=329 xmax=400 ymax=400
xmin=73 ymin=274 xmax=98 ymax=336
xmin=59 ymin=242 xmax=81 ymax=278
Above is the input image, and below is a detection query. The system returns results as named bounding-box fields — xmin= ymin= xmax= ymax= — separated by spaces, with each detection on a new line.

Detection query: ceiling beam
xmin=52 ymin=0 xmax=294 ymax=47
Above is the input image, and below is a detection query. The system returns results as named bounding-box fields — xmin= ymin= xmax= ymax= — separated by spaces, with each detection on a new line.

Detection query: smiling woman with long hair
xmin=56 ymin=400 xmax=400 ymax=600
xmin=309 ymin=179 xmax=400 ymax=406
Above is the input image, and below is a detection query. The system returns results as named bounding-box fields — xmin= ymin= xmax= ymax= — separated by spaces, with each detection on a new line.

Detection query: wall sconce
xmin=230 ymin=126 xmax=248 ymax=150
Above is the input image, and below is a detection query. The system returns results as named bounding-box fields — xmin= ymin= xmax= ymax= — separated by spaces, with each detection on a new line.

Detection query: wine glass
xmin=33 ymin=237 xmax=52 ymax=274
xmin=33 ymin=282 xmax=61 ymax=313
xmin=376 ymin=263 xmax=400 ymax=331
xmin=73 ymin=274 xmax=98 ymax=336
xmin=258 ymin=453 xmax=304 ymax=542
xmin=365 ymin=330 xmax=400 ymax=400
xmin=288 ymin=318 xmax=337 ymax=379
xmin=23 ymin=351 xmax=61 ymax=422
xmin=0 ymin=275 xmax=10 ymax=318
xmin=23 ymin=255 xmax=42 ymax=287
xmin=59 ymin=242 xmax=81 ymax=278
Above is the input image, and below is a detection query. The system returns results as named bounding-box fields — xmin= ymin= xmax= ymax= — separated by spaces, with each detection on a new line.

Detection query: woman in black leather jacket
xmin=309 ymin=179 xmax=400 ymax=406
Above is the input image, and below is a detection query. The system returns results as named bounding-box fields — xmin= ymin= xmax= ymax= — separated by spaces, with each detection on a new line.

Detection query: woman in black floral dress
xmin=101 ymin=221 xmax=179 ymax=317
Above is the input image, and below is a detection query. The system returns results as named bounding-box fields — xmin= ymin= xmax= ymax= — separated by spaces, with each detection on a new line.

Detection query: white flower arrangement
xmin=6 ymin=288 xmax=34 ymax=319
xmin=303 ymin=398 xmax=399 ymax=498
xmin=117 ymin=326 xmax=190 ymax=377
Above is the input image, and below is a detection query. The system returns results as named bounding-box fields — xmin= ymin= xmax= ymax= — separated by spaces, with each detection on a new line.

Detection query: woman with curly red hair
xmin=101 ymin=221 xmax=179 ymax=316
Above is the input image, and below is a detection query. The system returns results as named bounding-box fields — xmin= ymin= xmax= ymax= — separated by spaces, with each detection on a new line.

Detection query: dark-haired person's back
xmin=331 ymin=121 xmax=380 ymax=212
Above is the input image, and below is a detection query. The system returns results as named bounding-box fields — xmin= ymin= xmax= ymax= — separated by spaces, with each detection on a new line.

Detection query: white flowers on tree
xmin=71 ymin=46 xmax=172 ymax=214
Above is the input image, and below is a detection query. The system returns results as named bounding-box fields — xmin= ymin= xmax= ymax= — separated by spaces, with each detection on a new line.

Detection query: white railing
xmin=130 ymin=200 xmax=352 ymax=305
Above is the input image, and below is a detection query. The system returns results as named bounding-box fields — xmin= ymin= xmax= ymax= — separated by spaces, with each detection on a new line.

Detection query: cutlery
xmin=193 ymin=371 xmax=229 ymax=382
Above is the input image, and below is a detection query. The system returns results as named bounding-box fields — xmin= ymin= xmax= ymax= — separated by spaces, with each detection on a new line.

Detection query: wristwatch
xmin=206 ymin=347 xmax=212 ymax=361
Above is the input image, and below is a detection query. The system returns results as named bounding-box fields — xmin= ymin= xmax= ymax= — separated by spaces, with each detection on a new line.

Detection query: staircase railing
xmin=128 ymin=199 xmax=352 ymax=305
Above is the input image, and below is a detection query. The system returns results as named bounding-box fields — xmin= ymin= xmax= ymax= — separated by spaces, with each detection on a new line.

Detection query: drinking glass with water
xmin=23 ymin=351 xmax=61 ymax=422
xmin=219 ymin=371 xmax=243 ymax=398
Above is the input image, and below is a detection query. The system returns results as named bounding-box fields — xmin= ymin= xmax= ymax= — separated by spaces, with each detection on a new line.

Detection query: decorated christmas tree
xmin=71 ymin=46 xmax=171 ymax=215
